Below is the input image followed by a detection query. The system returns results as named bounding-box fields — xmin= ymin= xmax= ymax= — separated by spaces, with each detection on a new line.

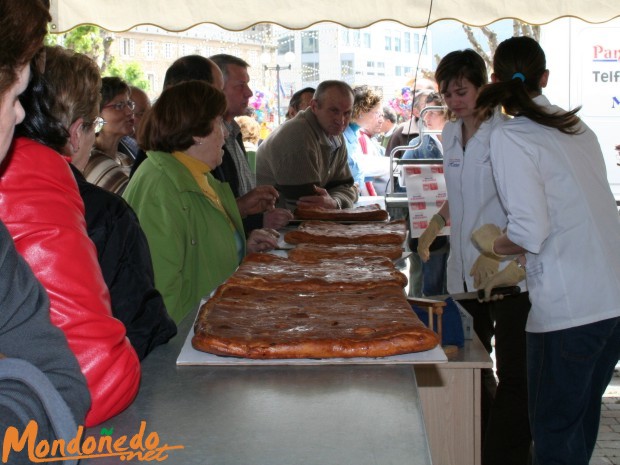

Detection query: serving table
xmin=415 ymin=335 xmax=492 ymax=465
xmin=85 ymin=203 xmax=491 ymax=465
xmin=85 ymin=310 xmax=434 ymax=465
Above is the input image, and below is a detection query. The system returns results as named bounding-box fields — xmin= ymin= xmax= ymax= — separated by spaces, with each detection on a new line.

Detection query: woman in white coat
xmin=473 ymin=36 xmax=620 ymax=465
xmin=417 ymin=49 xmax=532 ymax=465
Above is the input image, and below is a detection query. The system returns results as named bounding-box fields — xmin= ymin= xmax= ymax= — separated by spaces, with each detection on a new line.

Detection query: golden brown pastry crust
xmin=222 ymin=253 xmax=407 ymax=291
xmin=294 ymin=204 xmax=389 ymax=222
xmin=284 ymin=219 xmax=408 ymax=245
xmin=192 ymin=286 xmax=440 ymax=359
xmin=288 ymin=243 xmax=403 ymax=262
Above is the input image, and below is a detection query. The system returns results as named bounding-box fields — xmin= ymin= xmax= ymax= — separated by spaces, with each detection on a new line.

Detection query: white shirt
xmin=358 ymin=131 xmax=390 ymax=195
xmin=490 ymin=95 xmax=620 ymax=332
xmin=442 ymin=110 xmax=521 ymax=293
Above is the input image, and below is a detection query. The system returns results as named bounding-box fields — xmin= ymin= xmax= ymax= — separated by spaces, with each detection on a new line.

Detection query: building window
xmin=394 ymin=36 xmax=401 ymax=52
xmin=367 ymin=61 xmax=375 ymax=76
xmin=377 ymin=61 xmax=385 ymax=76
xmin=395 ymin=66 xmax=403 ymax=76
xmin=341 ymin=59 xmax=354 ymax=77
xmin=278 ymin=34 xmax=295 ymax=55
xmin=404 ymin=32 xmax=411 ymax=53
xmin=353 ymin=30 xmax=361 ymax=47
xmin=414 ymin=33 xmax=420 ymax=54
xmin=305 ymin=62 xmax=320 ymax=81
xmin=385 ymin=35 xmax=392 ymax=51
xmin=121 ymin=38 xmax=135 ymax=57
xmin=145 ymin=41 xmax=154 ymax=59
xmin=147 ymin=74 xmax=155 ymax=92
xmin=164 ymin=42 xmax=174 ymax=59
xmin=363 ymin=33 xmax=371 ymax=48
xmin=341 ymin=29 xmax=351 ymax=46
xmin=301 ymin=31 xmax=319 ymax=54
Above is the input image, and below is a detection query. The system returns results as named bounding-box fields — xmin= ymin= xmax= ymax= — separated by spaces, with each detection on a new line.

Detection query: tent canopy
xmin=49 ymin=0 xmax=620 ymax=33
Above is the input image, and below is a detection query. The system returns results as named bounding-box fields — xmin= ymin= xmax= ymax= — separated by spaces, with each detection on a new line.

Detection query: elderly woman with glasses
xmin=124 ymin=80 xmax=279 ymax=323
xmin=84 ymin=76 xmax=135 ymax=194
xmin=0 ymin=46 xmax=142 ymax=427
xmin=39 ymin=45 xmax=177 ymax=360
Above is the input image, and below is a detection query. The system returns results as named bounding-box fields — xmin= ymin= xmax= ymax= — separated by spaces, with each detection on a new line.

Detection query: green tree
xmin=106 ymin=59 xmax=149 ymax=91
xmin=46 ymin=26 xmax=148 ymax=90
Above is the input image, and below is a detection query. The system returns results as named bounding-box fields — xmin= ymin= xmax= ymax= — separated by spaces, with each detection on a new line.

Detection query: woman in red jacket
xmin=0 ymin=51 xmax=141 ymax=427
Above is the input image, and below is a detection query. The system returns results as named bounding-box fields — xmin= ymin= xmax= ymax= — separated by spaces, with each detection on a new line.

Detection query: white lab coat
xmin=442 ymin=110 xmax=524 ymax=293
xmin=490 ymin=95 xmax=620 ymax=332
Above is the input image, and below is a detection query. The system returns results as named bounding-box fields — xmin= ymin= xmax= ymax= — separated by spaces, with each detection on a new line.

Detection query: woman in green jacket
xmin=124 ymin=81 xmax=278 ymax=323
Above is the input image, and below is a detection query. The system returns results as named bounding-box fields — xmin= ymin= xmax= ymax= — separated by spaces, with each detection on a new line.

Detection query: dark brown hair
xmin=476 ymin=36 xmax=581 ymax=134
xmin=434 ymin=49 xmax=487 ymax=120
xmin=0 ymin=0 xmax=51 ymax=98
xmin=138 ymin=80 xmax=226 ymax=153
xmin=435 ymin=49 xmax=488 ymax=94
xmin=163 ymin=55 xmax=216 ymax=89
xmin=100 ymin=76 xmax=130 ymax=110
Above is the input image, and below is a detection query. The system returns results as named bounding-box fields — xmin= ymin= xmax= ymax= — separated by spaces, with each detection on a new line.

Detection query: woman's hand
xmin=246 ymin=228 xmax=280 ymax=254
xmin=263 ymin=208 xmax=294 ymax=230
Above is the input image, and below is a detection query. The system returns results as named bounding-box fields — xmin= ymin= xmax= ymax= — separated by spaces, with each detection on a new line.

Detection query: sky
xmin=428 ymin=19 xmax=515 ymax=66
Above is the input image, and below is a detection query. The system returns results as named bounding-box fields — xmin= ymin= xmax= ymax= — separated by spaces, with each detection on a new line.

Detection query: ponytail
xmin=477 ymin=36 xmax=582 ymax=135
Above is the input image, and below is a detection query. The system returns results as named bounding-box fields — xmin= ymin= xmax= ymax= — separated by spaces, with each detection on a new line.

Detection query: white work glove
xmin=478 ymin=261 xmax=525 ymax=302
xmin=417 ymin=214 xmax=445 ymax=262
xmin=469 ymin=254 xmax=501 ymax=289
xmin=471 ymin=223 xmax=505 ymax=260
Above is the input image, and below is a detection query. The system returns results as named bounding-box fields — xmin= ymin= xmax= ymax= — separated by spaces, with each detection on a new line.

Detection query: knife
xmin=425 ymin=285 xmax=522 ymax=302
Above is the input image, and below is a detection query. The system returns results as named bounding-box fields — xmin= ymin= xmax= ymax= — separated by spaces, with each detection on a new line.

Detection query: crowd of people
xmin=0 ymin=2 xmax=619 ymax=465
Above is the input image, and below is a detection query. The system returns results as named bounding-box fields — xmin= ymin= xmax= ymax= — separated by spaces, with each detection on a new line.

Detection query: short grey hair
xmin=209 ymin=54 xmax=250 ymax=82
xmin=313 ymin=80 xmax=354 ymax=104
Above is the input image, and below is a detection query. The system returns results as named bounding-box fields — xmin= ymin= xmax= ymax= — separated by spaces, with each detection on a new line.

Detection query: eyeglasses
xmin=103 ymin=100 xmax=136 ymax=111
xmin=83 ymin=117 xmax=106 ymax=133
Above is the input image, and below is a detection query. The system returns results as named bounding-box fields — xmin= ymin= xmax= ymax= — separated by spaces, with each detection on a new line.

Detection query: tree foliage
xmin=46 ymin=26 xmax=148 ymax=90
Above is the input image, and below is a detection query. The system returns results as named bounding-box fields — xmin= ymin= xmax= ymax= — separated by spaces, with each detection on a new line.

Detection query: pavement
xmin=591 ymin=363 xmax=620 ymax=465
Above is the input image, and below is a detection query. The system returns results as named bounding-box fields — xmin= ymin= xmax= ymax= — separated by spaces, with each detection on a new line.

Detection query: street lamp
xmin=261 ymin=52 xmax=295 ymax=125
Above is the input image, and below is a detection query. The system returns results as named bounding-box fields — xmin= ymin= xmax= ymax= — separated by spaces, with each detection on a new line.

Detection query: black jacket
xmin=212 ymin=132 xmax=263 ymax=234
xmin=71 ymin=165 xmax=177 ymax=359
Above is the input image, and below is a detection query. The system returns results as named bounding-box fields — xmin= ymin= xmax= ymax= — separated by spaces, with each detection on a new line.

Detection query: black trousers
xmin=459 ymin=292 xmax=532 ymax=465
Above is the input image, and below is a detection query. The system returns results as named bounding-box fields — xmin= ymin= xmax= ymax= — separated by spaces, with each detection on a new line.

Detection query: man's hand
xmin=478 ymin=261 xmax=526 ymax=302
xmin=469 ymin=254 xmax=501 ymax=289
xmin=246 ymin=228 xmax=280 ymax=254
xmin=296 ymin=185 xmax=338 ymax=209
xmin=417 ymin=214 xmax=445 ymax=262
xmin=236 ymin=185 xmax=278 ymax=218
xmin=471 ymin=223 xmax=505 ymax=259
xmin=263 ymin=208 xmax=294 ymax=230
